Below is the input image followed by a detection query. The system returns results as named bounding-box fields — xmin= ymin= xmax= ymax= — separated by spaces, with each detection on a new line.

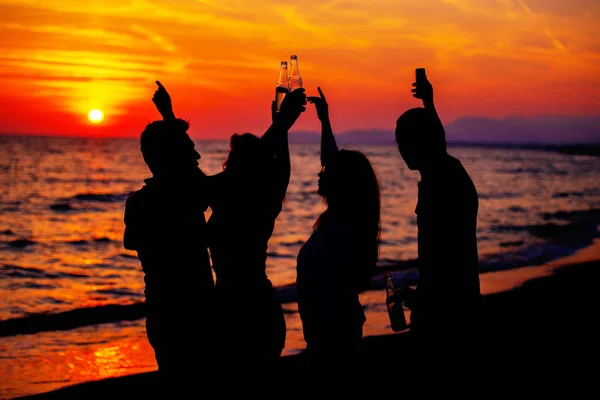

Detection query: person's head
xmin=317 ymin=150 xmax=381 ymax=234
xmin=316 ymin=149 xmax=382 ymax=287
xmin=140 ymin=119 xmax=200 ymax=178
xmin=223 ymin=133 xmax=273 ymax=175
xmin=395 ymin=107 xmax=447 ymax=171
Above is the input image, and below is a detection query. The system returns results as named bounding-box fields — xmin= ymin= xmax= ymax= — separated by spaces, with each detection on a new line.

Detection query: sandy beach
xmin=11 ymin=238 xmax=600 ymax=399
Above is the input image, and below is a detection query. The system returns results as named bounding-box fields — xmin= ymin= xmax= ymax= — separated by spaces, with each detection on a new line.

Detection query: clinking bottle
xmin=288 ymin=55 xmax=302 ymax=91
xmin=275 ymin=61 xmax=289 ymax=112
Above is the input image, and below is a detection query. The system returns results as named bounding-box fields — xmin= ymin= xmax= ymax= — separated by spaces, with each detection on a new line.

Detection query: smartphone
xmin=416 ymin=68 xmax=426 ymax=84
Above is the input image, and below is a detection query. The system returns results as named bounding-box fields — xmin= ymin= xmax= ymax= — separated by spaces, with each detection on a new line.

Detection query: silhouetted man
xmin=394 ymin=71 xmax=482 ymax=355
xmin=123 ymin=82 xmax=214 ymax=395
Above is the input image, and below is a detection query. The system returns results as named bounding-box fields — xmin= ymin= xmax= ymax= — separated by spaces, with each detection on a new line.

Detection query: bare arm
xmin=412 ymin=73 xmax=445 ymax=136
xmin=261 ymin=88 xmax=306 ymax=204
xmin=308 ymin=87 xmax=338 ymax=167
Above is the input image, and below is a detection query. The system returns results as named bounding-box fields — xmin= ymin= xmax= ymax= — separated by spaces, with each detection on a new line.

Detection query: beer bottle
xmin=275 ymin=61 xmax=289 ymax=112
xmin=385 ymin=272 xmax=408 ymax=332
xmin=288 ymin=55 xmax=302 ymax=91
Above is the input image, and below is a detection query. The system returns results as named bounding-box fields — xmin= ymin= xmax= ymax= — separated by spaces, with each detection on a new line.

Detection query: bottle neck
xmin=289 ymin=57 xmax=300 ymax=76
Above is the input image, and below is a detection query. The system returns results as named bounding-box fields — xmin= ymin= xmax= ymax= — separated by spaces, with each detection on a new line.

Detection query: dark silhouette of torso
xmin=412 ymin=154 xmax=481 ymax=331
xmin=205 ymin=168 xmax=287 ymax=374
xmin=123 ymin=174 xmax=214 ymax=383
xmin=296 ymin=217 xmax=366 ymax=357
xmin=207 ymin=171 xmax=281 ymax=282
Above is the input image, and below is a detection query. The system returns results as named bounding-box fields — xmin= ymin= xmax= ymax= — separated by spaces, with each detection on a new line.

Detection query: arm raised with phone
xmin=412 ymin=69 xmax=444 ymax=137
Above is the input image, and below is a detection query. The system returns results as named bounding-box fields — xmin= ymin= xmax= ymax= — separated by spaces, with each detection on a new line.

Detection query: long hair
xmin=218 ymin=133 xmax=278 ymax=208
xmin=314 ymin=150 xmax=382 ymax=289
xmin=223 ymin=133 xmax=272 ymax=173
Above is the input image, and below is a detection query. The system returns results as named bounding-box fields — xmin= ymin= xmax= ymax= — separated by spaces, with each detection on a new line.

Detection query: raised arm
xmin=152 ymin=81 xmax=176 ymax=121
xmin=260 ymin=88 xmax=307 ymax=204
xmin=261 ymin=88 xmax=306 ymax=154
xmin=411 ymin=72 xmax=444 ymax=135
xmin=308 ymin=87 xmax=337 ymax=167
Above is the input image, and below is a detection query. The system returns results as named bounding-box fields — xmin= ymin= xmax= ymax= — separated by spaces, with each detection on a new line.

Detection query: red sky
xmin=1 ymin=0 xmax=598 ymax=139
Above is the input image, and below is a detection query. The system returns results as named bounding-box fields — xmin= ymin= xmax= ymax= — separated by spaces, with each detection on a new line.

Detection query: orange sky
xmin=0 ymin=0 xmax=598 ymax=138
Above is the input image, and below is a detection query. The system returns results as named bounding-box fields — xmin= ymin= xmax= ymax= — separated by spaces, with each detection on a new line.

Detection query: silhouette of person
xmin=204 ymin=88 xmax=307 ymax=387
xmin=296 ymin=87 xmax=381 ymax=388
xmin=123 ymin=82 xmax=214 ymax=396
xmin=393 ymin=71 xmax=482 ymax=358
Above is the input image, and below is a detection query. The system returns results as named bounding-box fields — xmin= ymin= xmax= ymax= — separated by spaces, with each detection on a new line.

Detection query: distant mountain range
xmin=289 ymin=115 xmax=600 ymax=146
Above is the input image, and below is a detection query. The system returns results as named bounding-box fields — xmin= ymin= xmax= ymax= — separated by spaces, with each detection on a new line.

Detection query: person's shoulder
xmin=124 ymin=180 xmax=154 ymax=220
xmin=125 ymin=184 xmax=149 ymax=207
xmin=442 ymin=156 xmax=473 ymax=183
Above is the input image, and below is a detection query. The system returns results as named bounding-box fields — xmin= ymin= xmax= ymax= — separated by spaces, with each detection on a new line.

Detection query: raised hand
xmin=411 ymin=74 xmax=434 ymax=107
xmin=152 ymin=81 xmax=175 ymax=120
xmin=277 ymin=88 xmax=307 ymax=127
xmin=307 ymin=87 xmax=329 ymax=122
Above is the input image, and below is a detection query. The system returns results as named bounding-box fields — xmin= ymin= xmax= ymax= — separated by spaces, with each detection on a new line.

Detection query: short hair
xmin=140 ymin=119 xmax=191 ymax=172
xmin=395 ymin=107 xmax=446 ymax=153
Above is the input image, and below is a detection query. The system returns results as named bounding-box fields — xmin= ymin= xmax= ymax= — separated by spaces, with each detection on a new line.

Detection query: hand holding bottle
xmin=392 ymin=286 xmax=416 ymax=310
xmin=275 ymin=88 xmax=307 ymax=128
xmin=385 ymin=273 xmax=408 ymax=332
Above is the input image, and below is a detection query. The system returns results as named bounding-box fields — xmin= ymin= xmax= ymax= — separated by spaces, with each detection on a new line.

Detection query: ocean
xmin=1 ymin=134 xmax=600 ymax=398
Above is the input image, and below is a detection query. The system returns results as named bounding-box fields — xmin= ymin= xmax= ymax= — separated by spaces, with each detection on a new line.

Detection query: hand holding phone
xmin=412 ymin=68 xmax=434 ymax=106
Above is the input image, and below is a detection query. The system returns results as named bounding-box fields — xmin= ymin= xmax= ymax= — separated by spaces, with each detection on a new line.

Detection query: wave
xmin=1 ymin=264 xmax=89 ymax=280
xmin=0 ymin=303 xmax=147 ymax=338
xmin=2 ymin=206 xmax=597 ymax=338
xmin=93 ymin=288 xmax=142 ymax=297
xmin=266 ymin=252 xmax=294 ymax=259
xmin=6 ymin=239 xmax=37 ymax=248
xmin=49 ymin=192 xmax=130 ymax=213
xmin=70 ymin=193 xmax=130 ymax=202
xmin=65 ymin=237 xmax=115 ymax=246
xmin=495 ymin=167 xmax=568 ymax=176
xmin=479 ymin=192 xmax=523 ymax=200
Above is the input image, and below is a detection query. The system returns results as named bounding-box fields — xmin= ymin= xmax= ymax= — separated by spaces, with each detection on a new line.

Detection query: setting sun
xmin=88 ymin=109 xmax=104 ymax=124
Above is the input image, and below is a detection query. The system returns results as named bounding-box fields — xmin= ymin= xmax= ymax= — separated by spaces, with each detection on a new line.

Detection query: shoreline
xmin=13 ymin=239 xmax=600 ymax=399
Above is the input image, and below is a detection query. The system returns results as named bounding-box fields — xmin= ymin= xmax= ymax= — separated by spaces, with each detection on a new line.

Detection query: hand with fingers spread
xmin=307 ymin=87 xmax=329 ymax=122
xmin=411 ymin=73 xmax=434 ymax=108
xmin=152 ymin=80 xmax=175 ymax=121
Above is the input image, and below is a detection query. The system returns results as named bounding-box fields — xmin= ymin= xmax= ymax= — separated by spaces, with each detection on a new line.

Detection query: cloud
xmin=0 ymin=0 xmax=598 ymax=136
xmin=129 ymin=24 xmax=177 ymax=53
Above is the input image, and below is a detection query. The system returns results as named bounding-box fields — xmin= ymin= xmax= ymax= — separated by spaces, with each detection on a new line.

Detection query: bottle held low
xmin=385 ymin=272 xmax=408 ymax=332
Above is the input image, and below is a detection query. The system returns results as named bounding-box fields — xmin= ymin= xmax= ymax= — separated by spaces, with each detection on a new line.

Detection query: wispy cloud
xmin=129 ymin=24 xmax=177 ymax=53
xmin=515 ymin=0 xmax=568 ymax=52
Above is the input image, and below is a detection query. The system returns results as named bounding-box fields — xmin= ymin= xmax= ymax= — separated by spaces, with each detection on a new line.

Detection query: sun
xmin=88 ymin=109 xmax=104 ymax=124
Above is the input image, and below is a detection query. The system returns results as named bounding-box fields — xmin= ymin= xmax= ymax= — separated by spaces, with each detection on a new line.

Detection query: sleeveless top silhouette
xmin=296 ymin=217 xmax=367 ymax=354
xmin=205 ymin=165 xmax=288 ymax=364
xmin=206 ymin=170 xmax=283 ymax=284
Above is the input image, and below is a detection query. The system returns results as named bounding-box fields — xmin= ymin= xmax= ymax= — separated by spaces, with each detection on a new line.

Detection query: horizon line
xmin=2 ymin=132 xmax=599 ymax=148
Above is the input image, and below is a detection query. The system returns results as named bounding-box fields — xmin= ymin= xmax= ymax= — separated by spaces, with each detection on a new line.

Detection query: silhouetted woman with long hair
xmin=296 ymin=87 xmax=381 ymax=383
xmin=205 ymin=89 xmax=306 ymax=384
